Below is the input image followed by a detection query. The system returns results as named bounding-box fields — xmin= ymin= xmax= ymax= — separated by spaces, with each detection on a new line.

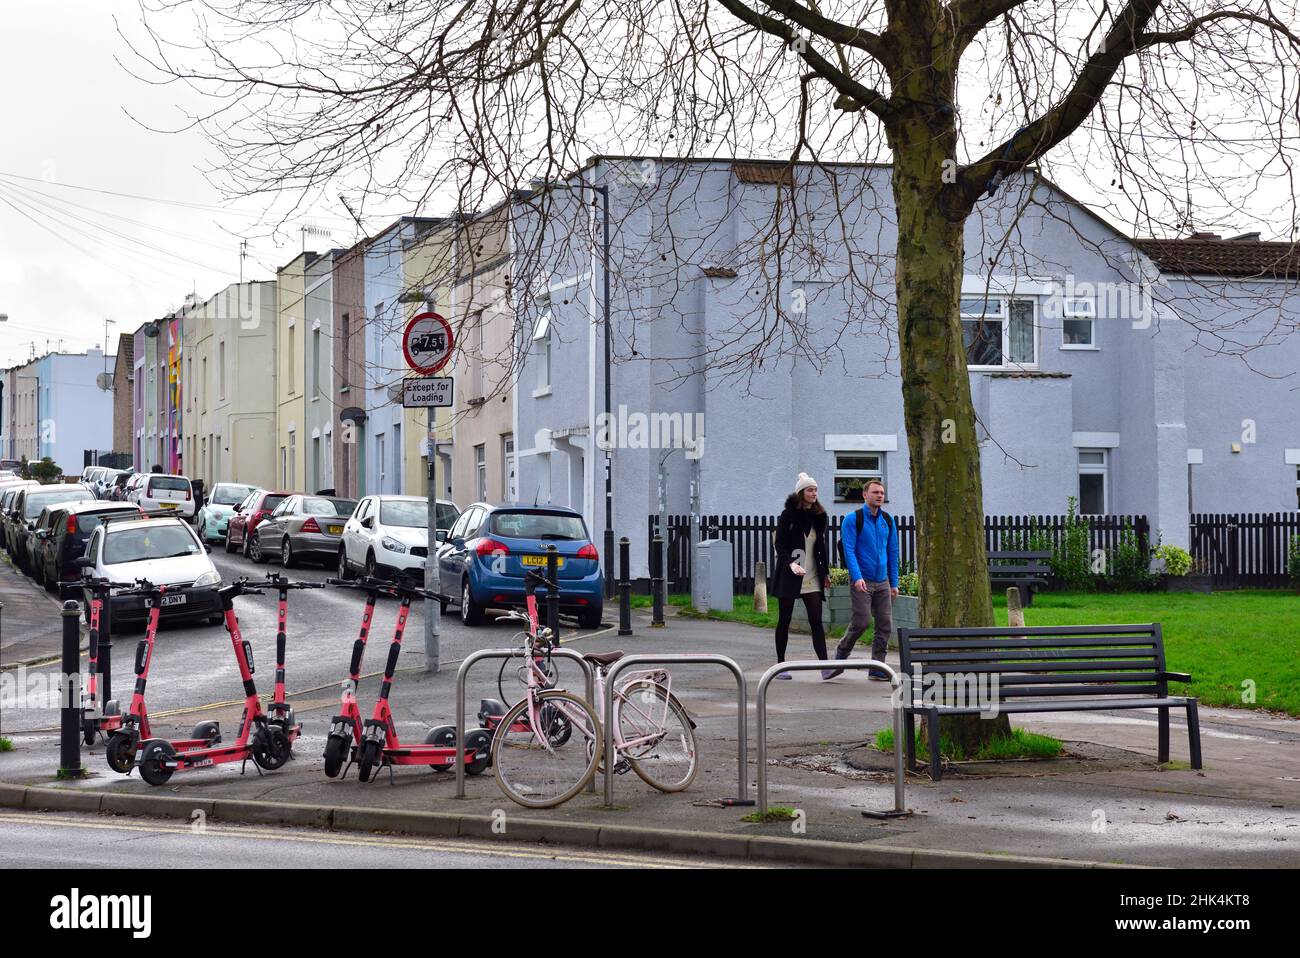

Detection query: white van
xmin=136 ymin=474 xmax=196 ymax=519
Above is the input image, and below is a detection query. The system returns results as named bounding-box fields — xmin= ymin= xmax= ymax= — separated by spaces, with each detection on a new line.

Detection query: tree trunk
xmin=890 ymin=95 xmax=1012 ymax=754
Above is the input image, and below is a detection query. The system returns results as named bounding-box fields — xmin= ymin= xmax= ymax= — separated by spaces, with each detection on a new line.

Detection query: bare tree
xmin=127 ymin=0 xmax=1300 ymax=748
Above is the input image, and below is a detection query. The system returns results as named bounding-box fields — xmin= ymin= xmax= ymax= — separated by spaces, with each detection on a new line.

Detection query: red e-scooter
xmin=56 ymin=574 xmax=129 ymax=745
xmin=103 ymin=580 xmax=222 ymax=774
xmin=134 ymin=575 xmax=319 ymax=785
xmin=323 ymin=575 xmax=493 ymax=783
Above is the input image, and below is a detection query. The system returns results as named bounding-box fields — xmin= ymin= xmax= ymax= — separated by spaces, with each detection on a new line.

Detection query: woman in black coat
xmin=770 ymin=472 xmax=831 ymax=679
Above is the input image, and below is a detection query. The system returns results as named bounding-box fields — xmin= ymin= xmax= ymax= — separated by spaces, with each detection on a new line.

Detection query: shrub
xmin=1107 ymin=521 xmax=1159 ymax=591
xmin=827 ymin=566 xmax=851 ymax=586
xmin=898 ymin=570 xmax=919 ymax=596
xmin=1049 ymin=497 xmax=1095 ymax=591
xmin=1155 ymin=544 xmax=1193 ymax=577
xmin=1288 ymin=536 xmax=1300 ymax=587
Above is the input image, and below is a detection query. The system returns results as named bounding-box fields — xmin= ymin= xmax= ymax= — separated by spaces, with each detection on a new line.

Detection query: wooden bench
xmin=897 ymin=624 xmax=1201 ymax=781
xmin=987 ymin=550 xmax=1050 ymax=605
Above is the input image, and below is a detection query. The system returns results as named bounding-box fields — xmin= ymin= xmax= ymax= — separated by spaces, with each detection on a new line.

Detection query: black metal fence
xmin=1190 ymin=513 xmax=1300 ymax=589
xmin=648 ymin=512 xmax=1151 ymax=594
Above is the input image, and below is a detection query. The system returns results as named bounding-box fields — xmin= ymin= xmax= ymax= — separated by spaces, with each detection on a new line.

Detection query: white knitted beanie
xmin=794 ymin=472 xmax=818 ymax=494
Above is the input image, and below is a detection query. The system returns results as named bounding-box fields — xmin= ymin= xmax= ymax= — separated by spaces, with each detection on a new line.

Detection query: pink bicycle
xmin=490 ymin=571 xmax=697 ymax=808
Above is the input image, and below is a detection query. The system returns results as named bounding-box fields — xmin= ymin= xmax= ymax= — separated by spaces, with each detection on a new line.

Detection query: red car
xmin=225 ymin=488 xmax=292 ymax=559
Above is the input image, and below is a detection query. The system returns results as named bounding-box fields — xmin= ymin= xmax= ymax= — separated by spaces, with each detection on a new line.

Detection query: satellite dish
xmin=339 ymin=406 xmax=367 ymax=424
xmin=96 ymin=373 xmax=113 ymax=390
xmin=386 ymin=381 xmax=403 ymax=403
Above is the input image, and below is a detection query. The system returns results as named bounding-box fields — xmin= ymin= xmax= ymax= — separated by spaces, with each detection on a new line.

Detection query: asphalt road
xmin=0 ymin=810 xmax=744 ymax=869
xmin=2 ymin=544 xmax=609 ymax=734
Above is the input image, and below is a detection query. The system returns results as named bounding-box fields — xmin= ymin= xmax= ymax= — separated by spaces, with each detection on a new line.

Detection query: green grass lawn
xmin=992 ymin=590 xmax=1300 ymax=716
xmin=634 ymin=589 xmax=1300 ymax=716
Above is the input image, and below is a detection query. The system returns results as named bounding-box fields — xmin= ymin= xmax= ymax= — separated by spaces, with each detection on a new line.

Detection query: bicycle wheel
xmin=616 ymin=681 xmax=698 ymax=793
xmin=496 ymin=644 xmax=560 ymax=707
xmin=491 ymin=690 xmax=602 ymax=809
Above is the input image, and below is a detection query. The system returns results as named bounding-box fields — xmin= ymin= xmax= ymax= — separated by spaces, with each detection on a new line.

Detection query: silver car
xmin=251 ymin=494 xmax=358 ymax=567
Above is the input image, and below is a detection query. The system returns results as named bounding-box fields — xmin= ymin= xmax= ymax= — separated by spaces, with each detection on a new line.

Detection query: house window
xmin=475 ymin=444 xmax=487 ymax=501
xmin=1061 ymin=297 xmax=1096 ymax=348
xmin=200 ymin=358 xmax=207 ymax=412
xmin=833 ymin=452 xmax=884 ymax=503
xmin=532 ymin=310 xmax=552 ymax=391
xmin=1295 ymin=466 xmax=1299 ymax=509
xmin=502 ymin=434 xmax=516 ymax=501
xmin=288 ymin=430 xmax=296 ymax=488
xmin=1078 ymin=449 xmax=1108 ymax=514
xmin=287 ymin=324 xmax=296 ymax=395
xmin=393 ymin=422 xmax=401 ymax=492
xmin=471 ymin=309 xmax=486 ymax=398
xmin=312 ymin=436 xmax=321 ymax=491
xmin=218 ymin=341 xmax=226 ymax=399
xmin=961 ymin=297 xmax=1036 ymax=367
xmin=312 ymin=328 xmax=322 ymax=398
xmin=377 ymin=432 xmax=386 ymax=482
xmin=340 ymin=313 xmax=351 ymax=389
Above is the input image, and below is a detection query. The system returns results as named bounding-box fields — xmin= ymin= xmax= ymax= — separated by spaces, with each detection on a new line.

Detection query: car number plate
xmin=521 ymin=555 xmax=564 ymax=568
xmin=161 ymin=594 xmax=188 ymax=606
xmin=159 ymin=502 xmax=178 ymax=509
xmin=327 ymin=525 xmax=343 ymax=535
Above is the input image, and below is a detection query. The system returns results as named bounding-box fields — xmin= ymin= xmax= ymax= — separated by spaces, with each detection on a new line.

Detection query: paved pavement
xmin=0 ymin=809 xmax=759 ymax=869
xmin=2 ymin=548 xmax=1298 ymax=867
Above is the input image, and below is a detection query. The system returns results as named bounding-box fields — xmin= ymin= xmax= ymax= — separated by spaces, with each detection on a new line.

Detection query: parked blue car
xmin=435 ymin=503 xmax=604 ymax=629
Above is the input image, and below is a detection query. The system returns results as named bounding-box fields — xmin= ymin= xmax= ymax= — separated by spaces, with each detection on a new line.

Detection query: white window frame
xmin=1078 ymin=448 xmax=1108 ymax=515
xmin=1060 ymin=297 xmax=1098 ymax=350
xmin=961 ymin=296 xmax=1038 ymax=369
xmin=1295 ymin=465 xmax=1299 ymax=510
xmin=832 ymin=451 xmax=885 ymax=504
xmin=531 ymin=310 xmax=552 ymax=396
xmin=377 ymin=432 xmax=386 ymax=483
xmin=475 ymin=443 xmax=487 ymax=501
xmin=502 ymin=434 xmax=516 ymax=502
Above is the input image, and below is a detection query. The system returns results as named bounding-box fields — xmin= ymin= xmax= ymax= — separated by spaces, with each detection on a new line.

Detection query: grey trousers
xmin=835 ymin=580 xmax=892 ymax=662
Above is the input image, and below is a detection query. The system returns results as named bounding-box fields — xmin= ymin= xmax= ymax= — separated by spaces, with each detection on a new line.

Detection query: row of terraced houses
xmin=30 ymin=157 xmax=1300 ymax=577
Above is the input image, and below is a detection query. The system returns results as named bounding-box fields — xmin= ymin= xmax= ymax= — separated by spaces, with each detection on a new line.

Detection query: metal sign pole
xmin=425 ymin=409 xmax=440 ymax=673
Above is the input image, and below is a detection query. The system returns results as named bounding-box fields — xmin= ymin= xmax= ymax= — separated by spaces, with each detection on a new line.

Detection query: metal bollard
xmin=650 ymin=533 xmax=665 ymax=627
xmin=58 ymin=600 xmax=85 ymax=779
xmin=617 ymin=537 xmax=632 ymax=636
xmin=545 ymin=545 xmax=560 ymax=642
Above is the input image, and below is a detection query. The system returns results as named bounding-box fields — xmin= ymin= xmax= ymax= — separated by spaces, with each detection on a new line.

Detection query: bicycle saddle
xmin=583 ymin=650 xmax=625 ymax=666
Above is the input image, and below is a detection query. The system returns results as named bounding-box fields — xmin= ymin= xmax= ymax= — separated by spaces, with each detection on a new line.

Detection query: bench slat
xmin=910 ymin=647 xmax=1159 ymax=662
xmin=906 ymin=637 xmax=1158 ymax=652
xmin=909 ymin=697 xmax=1192 ymax=715
xmin=996 ymin=684 xmax=1163 ymax=697
xmin=910 ymin=662 xmax=1160 ymax=676
xmin=902 ymin=624 xmax=1158 ymax=638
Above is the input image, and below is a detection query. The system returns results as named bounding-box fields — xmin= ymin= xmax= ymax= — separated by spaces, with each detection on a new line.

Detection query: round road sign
xmin=402 ymin=312 xmax=454 ymax=375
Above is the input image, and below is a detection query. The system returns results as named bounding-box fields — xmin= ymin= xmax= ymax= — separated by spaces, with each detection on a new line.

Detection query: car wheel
xmin=208 ymin=613 xmax=225 ymax=627
xmin=460 ymin=578 xmax=484 ymax=626
xmin=364 ymin=551 xmax=378 ymax=580
xmin=224 ymin=529 xmax=236 ymax=553
xmin=241 ymin=530 xmax=251 ymax=558
xmin=578 ymin=606 xmax=603 ymax=630
xmin=281 ymin=537 xmax=295 ymax=568
xmin=337 ymin=548 xmax=353 ymax=581
xmin=250 ymin=533 xmax=268 ymax=564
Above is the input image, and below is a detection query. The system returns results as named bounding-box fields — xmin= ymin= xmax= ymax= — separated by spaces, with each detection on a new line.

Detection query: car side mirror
xmin=73 ymin=557 xmax=94 ymax=568
xmin=362 ymin=516 xmax=374 ymax=529
xmin=436 ymin=529 xmax=448 ymax=543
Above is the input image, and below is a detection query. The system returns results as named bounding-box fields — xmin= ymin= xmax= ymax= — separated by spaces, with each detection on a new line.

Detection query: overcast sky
xmin=0 ymin=1 xmax=375 ymax=370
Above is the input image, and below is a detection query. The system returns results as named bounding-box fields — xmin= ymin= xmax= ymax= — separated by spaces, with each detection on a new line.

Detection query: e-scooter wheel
xmin=190 ymin=720 xmax=222 ymax=745
xmin=82 ymin=720 xmax=97 ymax=747
xmin=137 ymin=740 xmax=176 ymax=786
xmin=424 ymin=726 xmax=457 ymax=771
xmin=252 ymin=727 xmax=292 ymax=770
xmin=323 ymin=734 xmax=350 ymax=778
xmin=462 ymin=728 xmax=493 ymax=776
xmin=105 ymin=733 xmax=137 ymax=774
xmin=357 ymin=739 xmax=382 ymax=783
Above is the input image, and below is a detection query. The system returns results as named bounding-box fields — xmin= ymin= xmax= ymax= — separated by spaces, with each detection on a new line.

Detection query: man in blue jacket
xmin=826 ymin=479 xmax=898 ymax=680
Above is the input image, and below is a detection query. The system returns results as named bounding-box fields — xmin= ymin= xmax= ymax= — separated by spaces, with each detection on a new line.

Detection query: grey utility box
xmin=693 ymin=538 xmax=734 ymax=613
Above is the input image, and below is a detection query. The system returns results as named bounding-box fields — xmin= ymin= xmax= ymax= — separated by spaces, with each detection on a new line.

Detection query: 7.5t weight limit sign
xmin=402 ymin=312 xmax=454 ymax=375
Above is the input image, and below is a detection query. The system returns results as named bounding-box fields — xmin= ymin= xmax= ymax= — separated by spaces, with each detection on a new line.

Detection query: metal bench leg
xmin=927 ymin=710 xmax=942 ymax=782
xmin=904 ymin=711 xmax=917 ymax=773
xmin=1185 ymin=700 xmax=1202 ymax=770
xmin=1157 ymin=706 xmax=1170 ymax=764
